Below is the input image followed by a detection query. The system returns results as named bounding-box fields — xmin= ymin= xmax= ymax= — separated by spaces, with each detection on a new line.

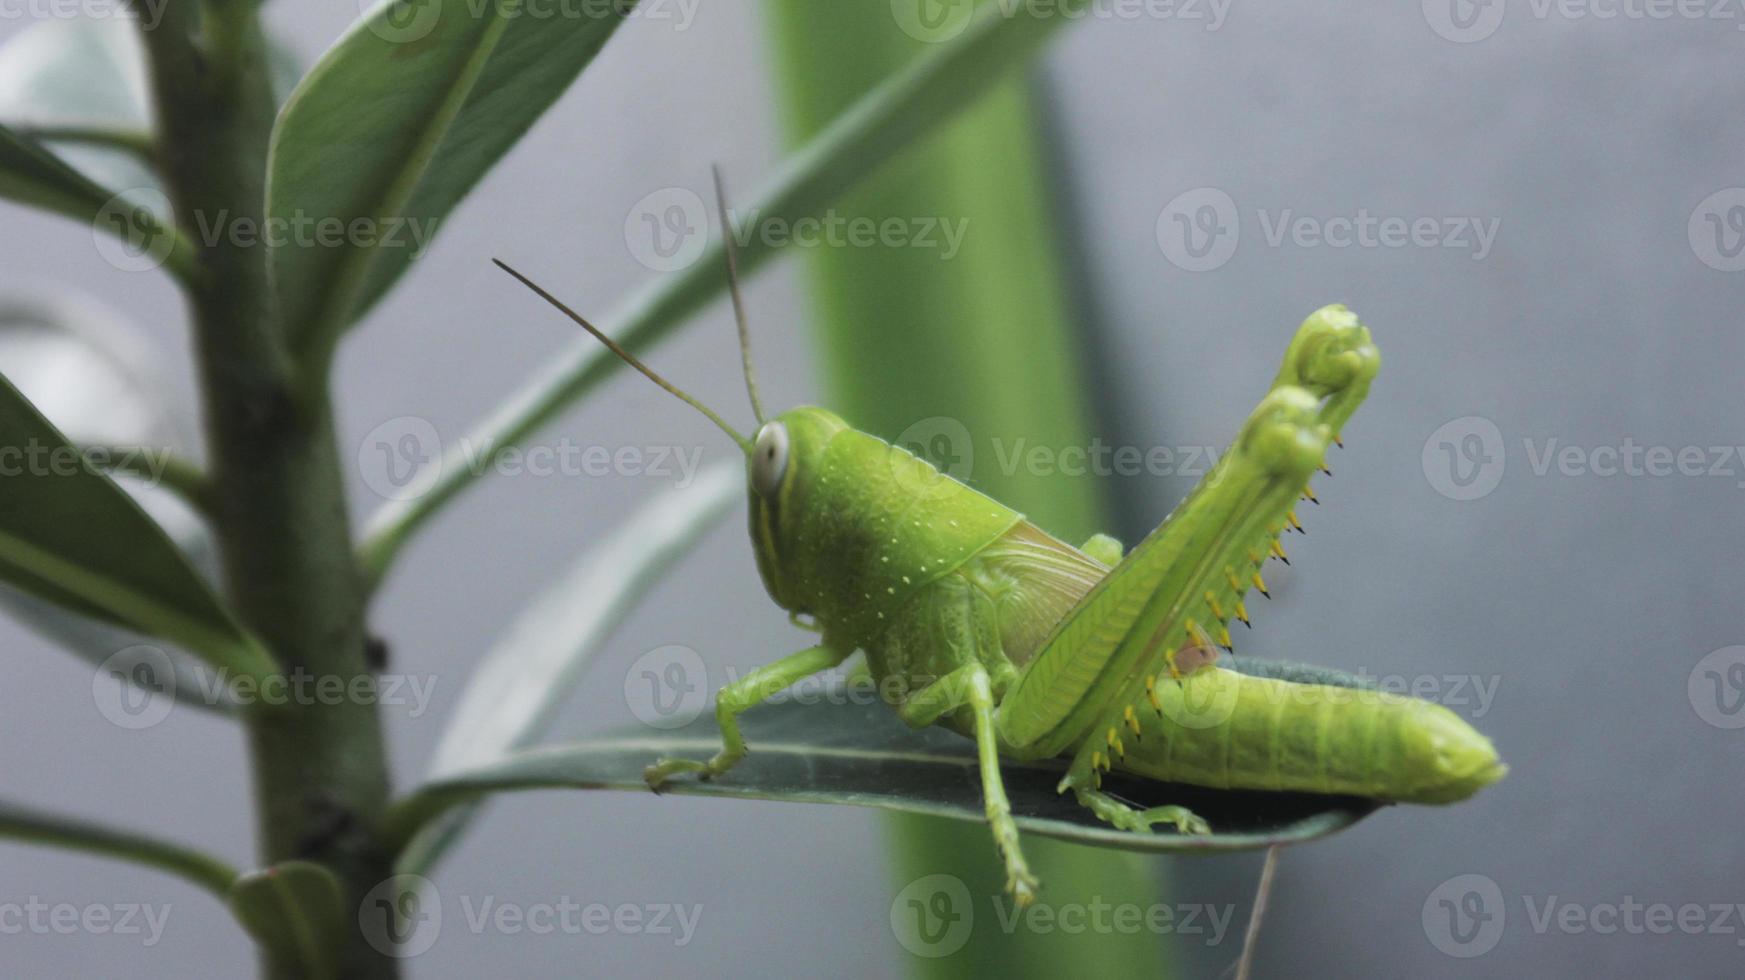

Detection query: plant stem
xmin=138 ymin=4 xmax=398 ymax=977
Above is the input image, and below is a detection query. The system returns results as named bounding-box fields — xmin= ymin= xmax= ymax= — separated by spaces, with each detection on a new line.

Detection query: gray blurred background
xmin=2 ymin=2 xmax=1742 ymax=977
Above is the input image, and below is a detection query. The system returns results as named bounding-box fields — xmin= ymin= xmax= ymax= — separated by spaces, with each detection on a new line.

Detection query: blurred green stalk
xmin=762 ymin=1 xmax=1171 ymax=975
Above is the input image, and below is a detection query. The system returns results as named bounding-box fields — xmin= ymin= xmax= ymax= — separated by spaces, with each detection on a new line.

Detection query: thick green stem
xmin=139 ymin=4 xmax=398 ymax=977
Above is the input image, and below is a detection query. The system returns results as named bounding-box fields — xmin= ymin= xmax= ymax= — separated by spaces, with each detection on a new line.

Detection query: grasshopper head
xmin=745 ymin=406 xmax=847 ymax=614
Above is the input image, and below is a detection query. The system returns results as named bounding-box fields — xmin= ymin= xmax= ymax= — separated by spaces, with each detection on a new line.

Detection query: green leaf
xmin=360 ymin=0 xmax=1087 ymax=580
xmin=0 ymin=17 xmax=157 ymax=197
xmin=385 ymin=659 xmax=1380 ymax=860
xmin=0 ymin=373 xmax=272 ymax=680
xmin=0 ymin=16 xmax=304 ymax=197
xmin=0 ymin=120 xmax=120 ymax=223
xmin=228 ymin=861 xmax=345 ymax=980
xmin=268 ymin=0 xmax=634 ymax=369
xmin=394 ymin=465 xmax=739 ymax=873
xmin=0 ymin=122 xmax=192 ymax=278
xmin=0 ymin=797 xmax=238 ymax=896
xmin=0 ymin=290 xmax=229 ymax=709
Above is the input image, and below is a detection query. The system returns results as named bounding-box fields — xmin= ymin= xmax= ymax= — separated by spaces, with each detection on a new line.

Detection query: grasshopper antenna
xmin=712 ymin=164 xmax=766 ymax=427
xmin=492 ymin=258 xmax=752 ymax=453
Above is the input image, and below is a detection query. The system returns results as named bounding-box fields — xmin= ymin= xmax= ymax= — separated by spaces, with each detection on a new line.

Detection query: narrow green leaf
xmin=0 ymin=798 xmax=238 ymax=896
xmin=268 ymin=0 xmax=636 ymax=369
xmin=394 ymin=465 xmax=739 ymax=873
xmin=763 ymin=0 xmax=1150 ymax=974
xmin=228 ymin=861 xmax=346 ymax=980
xmin=0 ymin=16 xmax=304 ymax=195
xmin=360 ymin=0 xmax=1086 ymax=581
xmin=385 ymin=660 xmax=1381 ymax=860
xmin=0 ymin=374 xmax=272 ymax=680
xmin=0 ymin=120 xmax=121 ymax=223
xmin=0 ymin=290 xmax=229 ymax=710
xmin=0 ymin=17 xmax=157 ymax=195
xmin=0 ymin=122 xmax=192 ymax=278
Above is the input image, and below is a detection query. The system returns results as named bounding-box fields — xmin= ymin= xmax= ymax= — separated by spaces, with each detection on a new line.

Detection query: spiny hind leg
xmin=1272 ymin=304 xmax=1380 ymax=439
xmin=1058 ymin=737 xmax=1210 ymax=837
xmin=900 ymin=664 xmax=1039 ymax=907
xmin=644 ymin=644 xmax=847 ymax=787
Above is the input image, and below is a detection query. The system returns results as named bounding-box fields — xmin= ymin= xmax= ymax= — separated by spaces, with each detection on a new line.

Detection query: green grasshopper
xmin=493 ymin=238 xmax=1504 ymax=907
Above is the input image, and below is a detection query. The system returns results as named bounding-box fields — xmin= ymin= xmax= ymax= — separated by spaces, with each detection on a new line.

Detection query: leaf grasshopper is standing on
xmin=494 ymin=187 xmax=1505 ymax=906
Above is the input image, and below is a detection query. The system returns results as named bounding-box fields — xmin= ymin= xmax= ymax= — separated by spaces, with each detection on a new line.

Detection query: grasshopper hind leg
xmin=1058 ymin=737 xmax=1212 ymax=837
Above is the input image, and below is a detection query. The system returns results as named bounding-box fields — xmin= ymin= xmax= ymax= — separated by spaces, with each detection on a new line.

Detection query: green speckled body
xmin=748 ymin=409 xmax=1021 ymax=647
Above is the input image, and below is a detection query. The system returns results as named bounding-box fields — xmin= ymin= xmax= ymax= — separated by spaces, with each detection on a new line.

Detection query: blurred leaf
xmin=0 ymin=373 xmax=271 ymax=679
xmin=763 ymin=0 xmax=1146 ymax=974
xmin=0 ymin=122 xmax=190 ymax=276
xmin=387 ymin=659 xmax=1380 ymax=860
xmin=0 ymin=17 xmax=304 ymax=201
xmin=395 ymin=465 xmax=739 ymax=872
xmin=0 ymin=291 xmax=227 ymax=707
xmin=228 ymin=861 xmax=345 ymax=980
xmin=0 ymin=121 xmax=119 ymax=223
xmin=362 ymin=0 xmax=1092 ymax=575
xmin=427 ymin=465 xmax=739 ymax=774
xmin=0 ymin=16 xmax=155 ymax=197
xmin=0 ymin=797 xmax=238 ymax=896
xmin=268 ymin=0 xmax=634 ymax=368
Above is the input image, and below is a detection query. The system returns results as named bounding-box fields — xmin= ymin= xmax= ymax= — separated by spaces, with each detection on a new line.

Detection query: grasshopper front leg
xmin=644 ymin=644 xmax=849 ymax=786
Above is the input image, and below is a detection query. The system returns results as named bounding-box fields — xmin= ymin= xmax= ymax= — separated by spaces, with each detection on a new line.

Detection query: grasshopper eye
xmin=752 ymin=422 xmax=789 ymax=497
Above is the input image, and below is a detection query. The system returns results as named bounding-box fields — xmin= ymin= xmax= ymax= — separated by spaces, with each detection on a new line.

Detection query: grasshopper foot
xmin=644 ymin=756 xmax=726 ymax=789
xmin=1067 ymin=781 xmax=1212 ymax=837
